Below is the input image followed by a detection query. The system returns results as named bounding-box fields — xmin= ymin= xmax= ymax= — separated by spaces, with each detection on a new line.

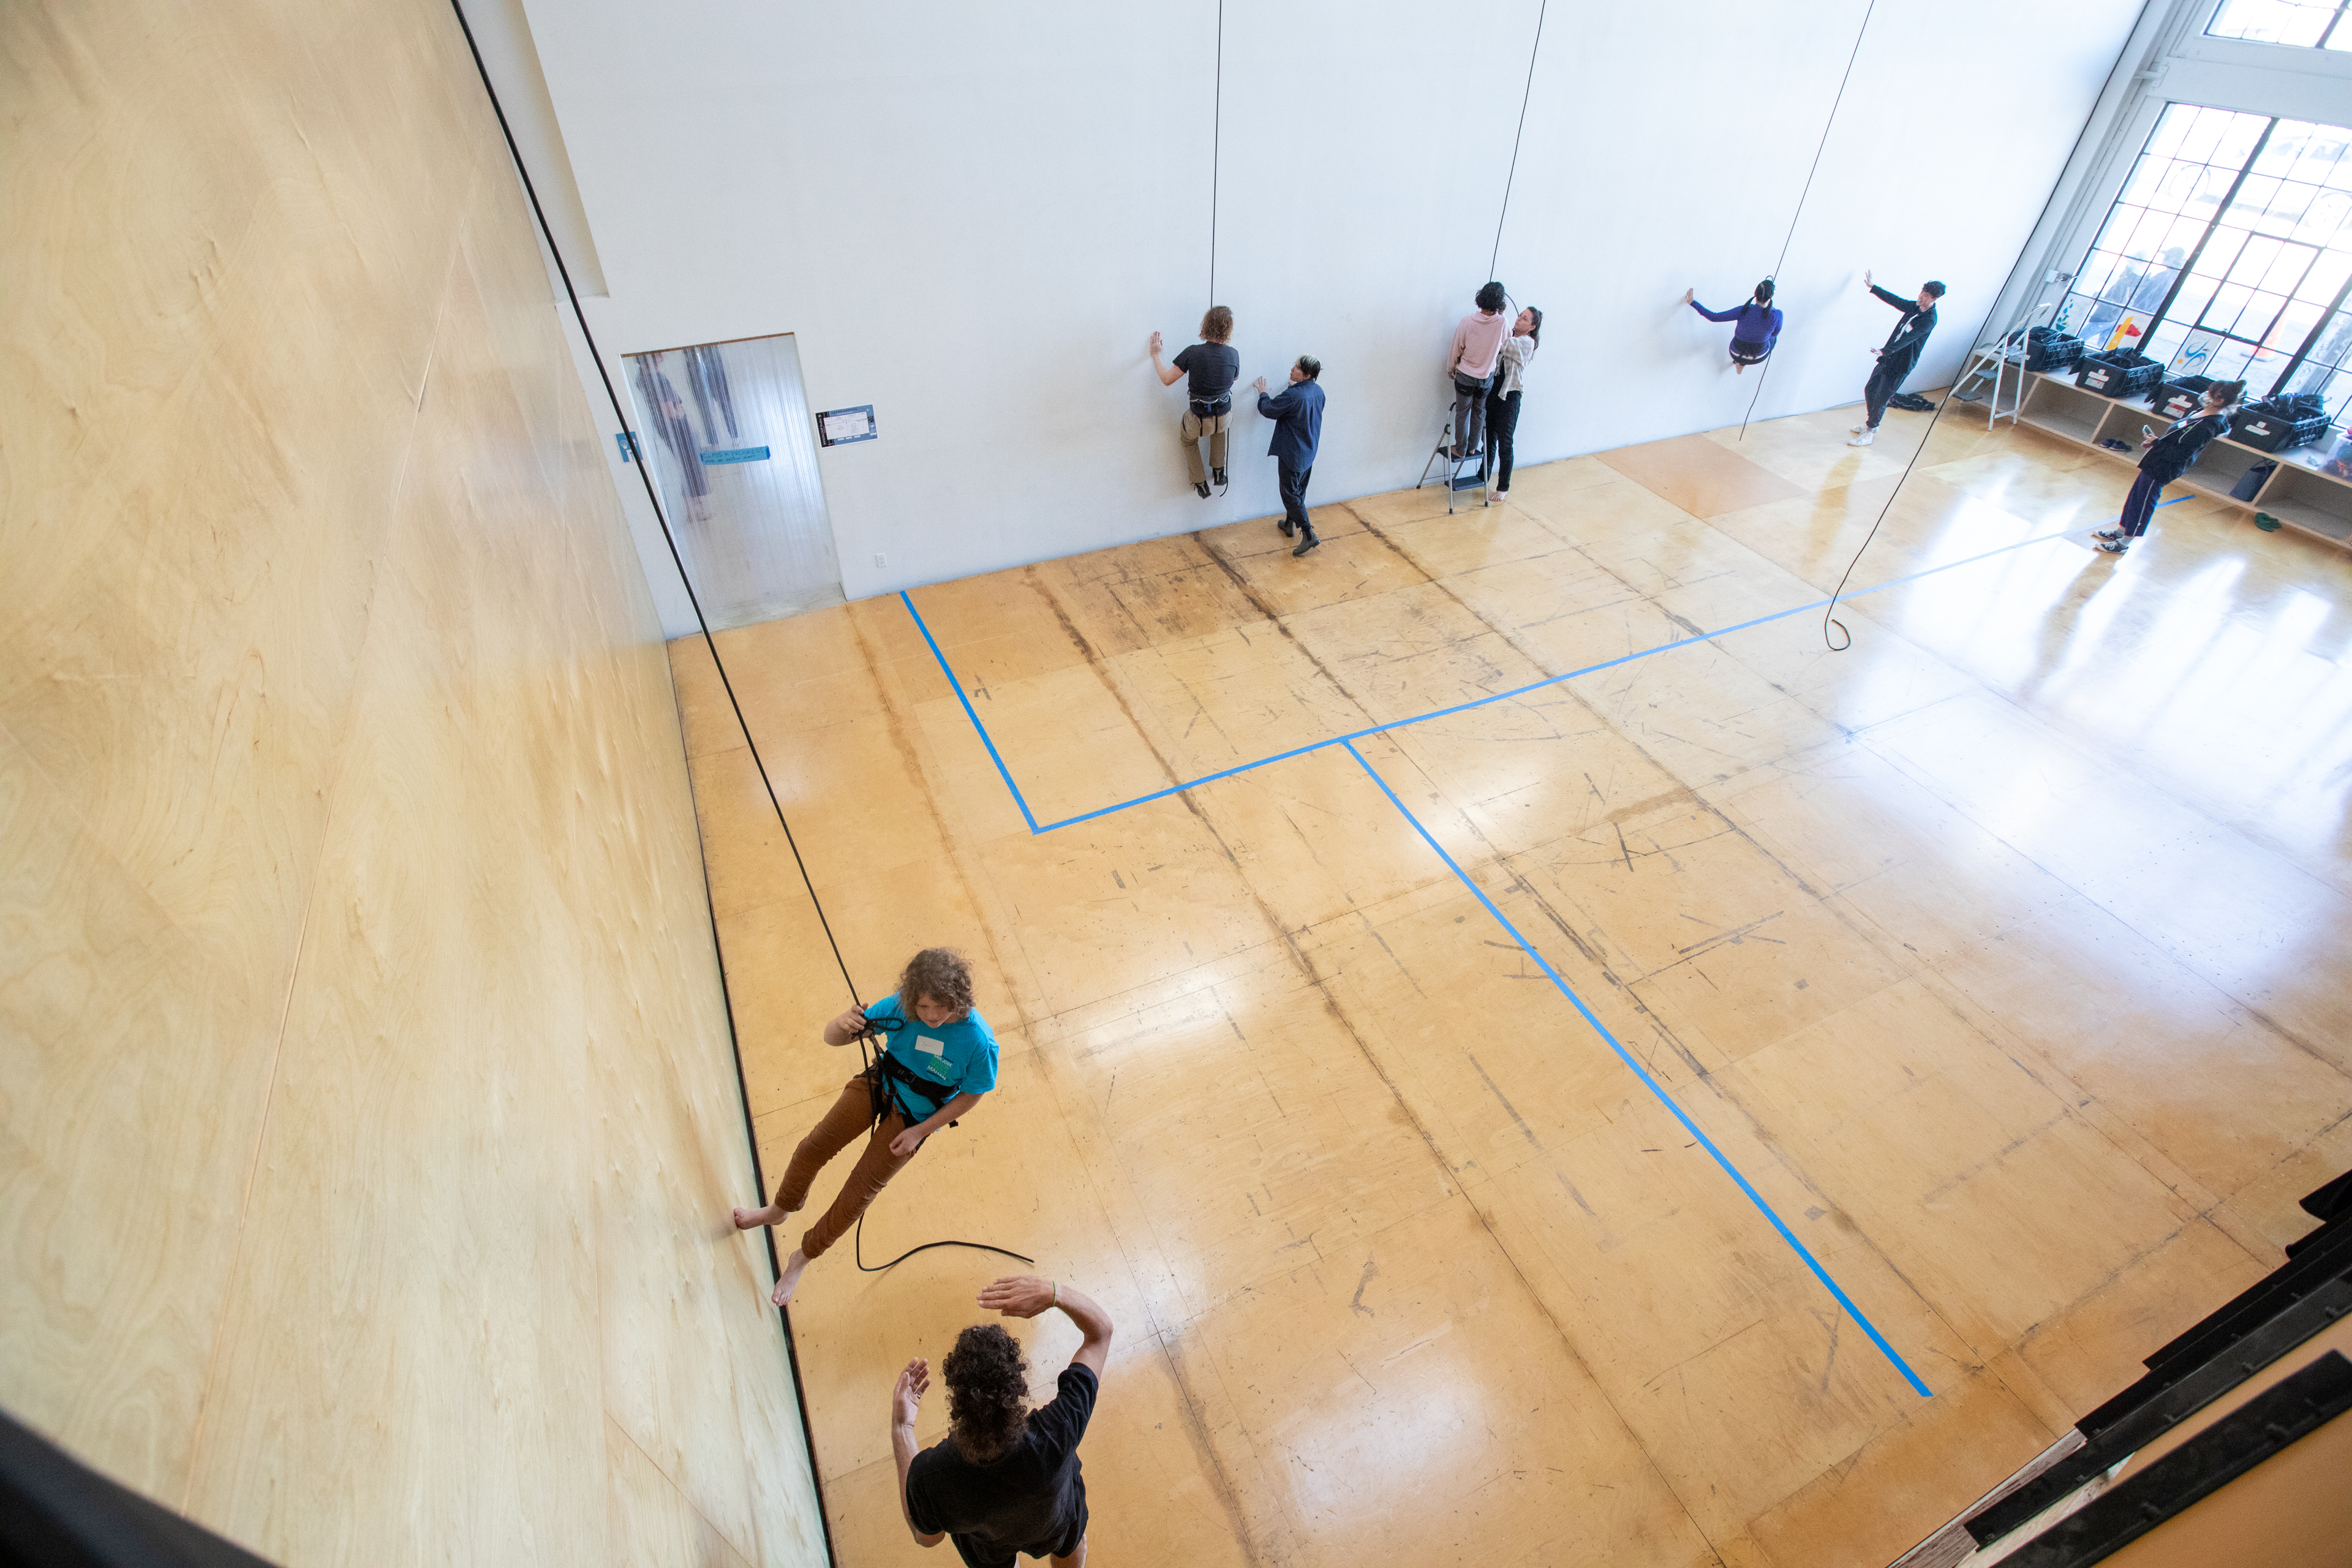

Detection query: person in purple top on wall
xmin=1684 ymin=281 xmax=1782 ymax=372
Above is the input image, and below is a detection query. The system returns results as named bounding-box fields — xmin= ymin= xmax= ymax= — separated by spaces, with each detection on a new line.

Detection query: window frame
xmin=2057 ymin=102 xmax=2352 ymax=417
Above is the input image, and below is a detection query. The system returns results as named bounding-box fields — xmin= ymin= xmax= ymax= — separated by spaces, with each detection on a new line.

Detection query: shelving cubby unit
xmin=2015 ymin=371 xmax=2352 ymax=551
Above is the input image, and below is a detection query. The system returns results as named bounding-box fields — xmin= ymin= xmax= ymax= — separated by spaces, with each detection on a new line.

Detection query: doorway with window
xmin=625 ymin=333 xmax=842 ymax=629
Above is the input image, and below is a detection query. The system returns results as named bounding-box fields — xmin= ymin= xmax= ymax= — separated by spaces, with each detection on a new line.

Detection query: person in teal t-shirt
xmin=731 ymin=948 xmax=998 ymax=1304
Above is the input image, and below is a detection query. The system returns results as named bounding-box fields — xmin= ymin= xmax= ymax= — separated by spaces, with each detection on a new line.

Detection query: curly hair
xmin=898 ymin=948 xmax=974 ymax=1018
xmin=943 ymin=1324 xmax=1030 ymax=1463
xmin=1200 ymin=305 xmax=1234 ymax=342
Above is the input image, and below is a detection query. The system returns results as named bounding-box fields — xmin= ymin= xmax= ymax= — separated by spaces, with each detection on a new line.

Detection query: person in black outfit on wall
xmin=895 ymin=1275 xmax=1113 ymax=1568
xmin=1849 ymin=271 xmax=1944 ymax=446
xmin=2094 ymin=379 xmax=2244 ymax=556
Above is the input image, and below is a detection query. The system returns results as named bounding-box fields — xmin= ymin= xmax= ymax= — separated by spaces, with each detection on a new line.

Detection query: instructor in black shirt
xmin=1849 ymin=271 xmax=1944 ymax=447
xmin=894 ymin=1275 xmax=1114 ymax=1568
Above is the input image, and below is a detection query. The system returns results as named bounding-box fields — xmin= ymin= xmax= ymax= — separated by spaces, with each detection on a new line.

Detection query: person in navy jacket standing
xmin=1254 ymin=356 xmax=1325 ymax=557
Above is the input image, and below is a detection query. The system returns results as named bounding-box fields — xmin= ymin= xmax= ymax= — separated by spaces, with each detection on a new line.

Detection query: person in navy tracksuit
xmin=1254 ymin=356 xmax=1326 ymax=557
xmin=2094 ymin=379 xmax=2245 ymax=556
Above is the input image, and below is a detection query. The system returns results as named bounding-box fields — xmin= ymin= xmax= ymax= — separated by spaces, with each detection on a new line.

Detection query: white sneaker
xmin=1848 ymin=429 xmax=1875 ymax=447
xmin=1850 ymin=423 xmax=1868 ymax=434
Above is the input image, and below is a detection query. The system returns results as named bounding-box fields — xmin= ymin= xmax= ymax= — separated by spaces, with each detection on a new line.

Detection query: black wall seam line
xmin=1490 ymin=0 xmax=1548 ymax=282
xmin=694 ymin=826 xmax=834 ymax=1567
xmin=443 ymin=4 xmax=845 ymax=1560
xmin=1736 ymin=0 xmax=1877 ymax=440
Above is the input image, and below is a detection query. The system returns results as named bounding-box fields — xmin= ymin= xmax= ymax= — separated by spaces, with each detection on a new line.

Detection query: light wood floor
xmin=669 ymin=399 xmax=2352 ymax=1568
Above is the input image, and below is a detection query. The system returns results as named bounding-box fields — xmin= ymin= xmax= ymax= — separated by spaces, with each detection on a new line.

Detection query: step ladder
xmin=1416 ymin=416 xmax=1492 ymax=514
xmin=1949 ymin=295 xmax=2060 ymax=431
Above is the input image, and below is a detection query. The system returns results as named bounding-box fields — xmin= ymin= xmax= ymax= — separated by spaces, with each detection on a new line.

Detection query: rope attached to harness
xmin=843 ymin=1014 xmax=1035 ymax=1273
xmin=1735 ymin=0 xmax=1879 ymax=440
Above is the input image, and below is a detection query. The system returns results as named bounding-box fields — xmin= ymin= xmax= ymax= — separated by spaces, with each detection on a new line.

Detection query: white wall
xmin=523 ymin=0 xmax=2147 ymax=624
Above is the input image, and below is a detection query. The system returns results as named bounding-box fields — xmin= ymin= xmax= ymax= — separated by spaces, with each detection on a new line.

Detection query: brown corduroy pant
xmin=775 ymin=1073 xmax=920 ymax=1259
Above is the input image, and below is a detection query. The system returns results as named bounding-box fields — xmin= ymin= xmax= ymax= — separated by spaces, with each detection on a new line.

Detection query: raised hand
xmin=978 ymin=1275 xmax=1055 ymax=1319
xmin=892 ymin=1359 xmax=930 ymax=1428
xmin=1681 ymin=288 xmax=1694 ymax=304
xmin=1148 ymin=330 xmax=1164 ymax=354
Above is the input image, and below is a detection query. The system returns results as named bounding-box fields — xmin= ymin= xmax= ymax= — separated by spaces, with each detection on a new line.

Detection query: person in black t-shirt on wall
xmin=895 ymin=1275 xmax=1114 ymax=1568
xmin=1150 ymin=306 xmax=1240 ymax=497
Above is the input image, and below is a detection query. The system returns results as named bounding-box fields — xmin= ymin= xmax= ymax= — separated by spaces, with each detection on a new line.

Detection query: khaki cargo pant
xmin=1181 ymin=408 xmax=1231 ymax=485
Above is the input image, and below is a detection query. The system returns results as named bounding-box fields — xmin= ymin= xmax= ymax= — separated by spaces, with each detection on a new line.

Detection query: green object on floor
xmin=2255 ymin=511 xmax=2283 ymax=531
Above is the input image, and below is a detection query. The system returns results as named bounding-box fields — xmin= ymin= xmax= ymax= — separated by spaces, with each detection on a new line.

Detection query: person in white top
xmin=1446 ymin=282 xmax=1512 ymax=462
xmin=1484 ymin=307 xmax=1540 ymax=499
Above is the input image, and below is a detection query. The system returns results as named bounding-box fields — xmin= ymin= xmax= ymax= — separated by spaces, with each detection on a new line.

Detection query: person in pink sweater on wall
xmin=1447 ymin=281 xmax=1512 ymax=463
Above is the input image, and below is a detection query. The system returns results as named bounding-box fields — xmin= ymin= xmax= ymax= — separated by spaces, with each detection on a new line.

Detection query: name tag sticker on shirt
xmin=915 ymin=1035 xmax=946 ymax=1055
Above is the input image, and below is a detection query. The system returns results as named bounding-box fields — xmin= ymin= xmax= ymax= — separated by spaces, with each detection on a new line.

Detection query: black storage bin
xmin=2076 ymin=349 xmax=2160 ymax=398
xmin=2024 ymin=327 xmax=2082 ymax=372
xmin=2231 ymin=395 xmax=2330 ymax=453
xmin=2150 ymin=375 xmax=2215 ymax=420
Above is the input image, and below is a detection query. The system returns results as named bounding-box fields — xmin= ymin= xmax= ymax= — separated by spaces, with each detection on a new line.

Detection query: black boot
xmin=1194 ymin=480 xmax=1212 ymax=499
xmin=1212 ymin=467 xmax=1227 ymax=486
xmin=1291 ymin=526 xmax=1321 ymax=557
xmin=1278 ymin=518 xmax=1295 ymax=537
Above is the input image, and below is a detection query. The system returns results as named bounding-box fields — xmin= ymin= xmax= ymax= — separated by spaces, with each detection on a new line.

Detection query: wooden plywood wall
xmin=0 ymin=3 xmax=826 ymax=1564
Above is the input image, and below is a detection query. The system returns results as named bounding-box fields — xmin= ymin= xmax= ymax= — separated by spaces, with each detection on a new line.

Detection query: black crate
xmin=2150 ymin=375 xmax=2215 ymax=420
xmin=2230 ymin=406 xmax=2331 ymax=453
xmin=2076 ymin=350 xmax=2161 ymax=398
xmin=2024 ymin=328 xmax=2082 ymax=372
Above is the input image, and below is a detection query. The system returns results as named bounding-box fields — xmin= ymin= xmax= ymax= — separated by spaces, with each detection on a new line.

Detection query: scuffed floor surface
xmin=671 ymin=399 xmax=2352 ymax=1568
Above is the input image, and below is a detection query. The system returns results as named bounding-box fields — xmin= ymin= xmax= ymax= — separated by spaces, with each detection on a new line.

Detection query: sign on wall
xmin=816 ymin=405 xmax=876 ymax=447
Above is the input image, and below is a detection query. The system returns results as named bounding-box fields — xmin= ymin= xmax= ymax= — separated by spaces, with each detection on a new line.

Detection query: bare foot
xmin=772 ymin=1248 xmax=810 ymax=1306
xmin=732 ymin=1204 xmax=782 ymax=1231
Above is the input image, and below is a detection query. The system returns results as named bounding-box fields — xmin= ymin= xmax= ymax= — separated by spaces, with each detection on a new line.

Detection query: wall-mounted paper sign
xmin=699 ymin=446 xmax=773 ymax=465
xmin=816 ymin=405 xmax=876 ymax=447
xmin=616 ymin=432 xmax=639 ymax=462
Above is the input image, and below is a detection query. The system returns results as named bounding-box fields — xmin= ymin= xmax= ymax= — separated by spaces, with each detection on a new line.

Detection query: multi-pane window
xmin=2056 ymin=104 xmax=2352 ymax=422
xmin=2206 ymin=0 xmax=2352 ymax=49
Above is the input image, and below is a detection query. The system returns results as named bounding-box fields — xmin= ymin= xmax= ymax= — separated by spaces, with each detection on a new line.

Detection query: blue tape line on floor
xmin=1340 ymin=737 xmax=1936 ymax=1398
xmin=900 ymin=590 xmax=1041 ymax=834
xmin=908 ymin=496 xmax=2187 ymax=835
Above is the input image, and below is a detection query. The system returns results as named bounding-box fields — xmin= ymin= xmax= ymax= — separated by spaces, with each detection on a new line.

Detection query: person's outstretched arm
xmin=890 ymin=1359 xmax=948 ymax=1548
xmin=1687 ymin=292 xmax=1743 ymax=323
xmin=1869 ymin=282 xmax=1912 ymax=310
xmin=1149 ymin=331 xmax=1184 ymax=387
xmin=888 ymin=1091 xmax=981 ymax=1157
xmin=980 ymin=1276 xmax=1114 ymax=1376
xmin=1256 ymin=377 xmax=1298 ymax=420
